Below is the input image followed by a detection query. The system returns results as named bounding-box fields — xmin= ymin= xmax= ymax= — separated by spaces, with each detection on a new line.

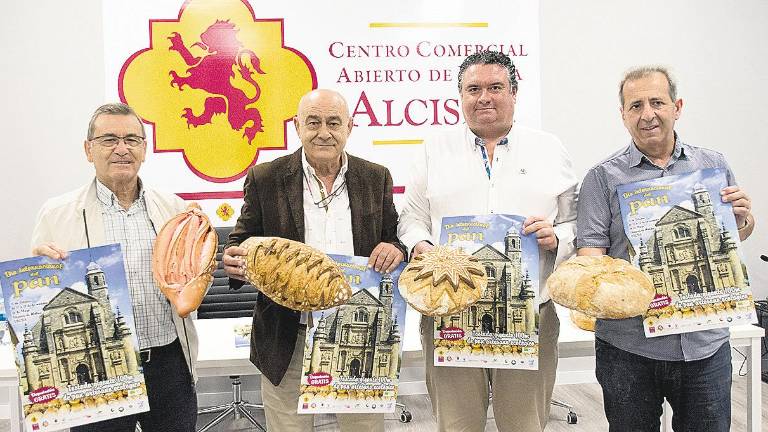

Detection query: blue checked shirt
xmin=576 ymin=135 xmax=736 ymax=361
xmin=96 ymin=179 xmax=178 ymax=350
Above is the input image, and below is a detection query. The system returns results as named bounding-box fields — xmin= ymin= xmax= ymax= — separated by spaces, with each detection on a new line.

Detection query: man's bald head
xmin=294 ymin=89 xmax=354 ymax=171
xmin=297 ymin=89 xmax=350 ymax=118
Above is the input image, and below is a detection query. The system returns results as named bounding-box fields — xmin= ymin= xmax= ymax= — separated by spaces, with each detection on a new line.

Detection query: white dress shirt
xmin=397 ymin=124 xmax=578 ymax=303
xmin=300 ymin=150 xmax=355 ymax=322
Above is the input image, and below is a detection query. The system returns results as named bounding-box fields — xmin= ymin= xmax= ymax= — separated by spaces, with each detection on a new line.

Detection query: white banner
xmin=103 ymin=0 xmax=541 ymax=226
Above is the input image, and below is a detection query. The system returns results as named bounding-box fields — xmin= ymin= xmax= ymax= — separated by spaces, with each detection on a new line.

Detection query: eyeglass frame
xmin=89 ymin=134 xmax=146 ymax=148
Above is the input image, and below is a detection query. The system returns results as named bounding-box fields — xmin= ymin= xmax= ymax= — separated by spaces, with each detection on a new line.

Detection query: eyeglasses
xmin=90 ymin=134 xmax=146 ymax=148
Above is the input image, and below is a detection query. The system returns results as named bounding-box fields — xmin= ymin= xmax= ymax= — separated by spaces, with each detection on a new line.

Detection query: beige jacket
xmin=30 ymin=179 xmax=199 ymax=381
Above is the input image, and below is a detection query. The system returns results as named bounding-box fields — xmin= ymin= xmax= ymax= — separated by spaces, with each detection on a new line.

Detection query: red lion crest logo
xmin=168 ymin=20 xmax=265 ymax=143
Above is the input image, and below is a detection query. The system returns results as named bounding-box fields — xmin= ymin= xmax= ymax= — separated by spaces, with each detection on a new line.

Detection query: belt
xmin=139 ymin=347 xmax=153 ymax=363
xmin=139 ymin=338 xmax=180 ymax=364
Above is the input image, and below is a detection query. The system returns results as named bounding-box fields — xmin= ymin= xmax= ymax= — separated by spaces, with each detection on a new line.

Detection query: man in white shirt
xmin=398 ymin=51 xmax=577 ymax=431
xmin=222 ymin=89 xmax=406 ymax=431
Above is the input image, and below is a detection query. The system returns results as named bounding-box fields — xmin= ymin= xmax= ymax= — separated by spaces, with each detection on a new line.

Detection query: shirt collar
xmin=468 ymin=125 xmax=511 ymax=150
xmin=474 ymin=136 xmax=509 ymax=148
xmin=301 ymin=149 xmax=349 ymax=182
xmin=95 ymin=178 xmax=145 ymax=207
xmin=628 ymin=132 xmax=687 ymax=167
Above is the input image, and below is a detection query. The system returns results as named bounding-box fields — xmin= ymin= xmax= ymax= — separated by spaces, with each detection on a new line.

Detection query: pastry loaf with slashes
xmin=548 ymin=255 xmax=655 ymax=319
xmin=241 ymin=237 xmax=351 ymax=311
xmin=152 ymin=204 xmax=217 ymax=317
xmin=398 ymin=246 xmax=487 ymax=317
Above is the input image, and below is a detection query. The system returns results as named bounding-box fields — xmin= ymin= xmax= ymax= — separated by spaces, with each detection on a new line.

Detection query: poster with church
xmin=436 ymin=214 xmax=540 ymax=370
xmin=298 ymin=255 xmax=407 ymax=414
xmin=617 ymin=168 xmax=756 ymax=338
xmin=0 ymin=244 xmax=149 ymax=431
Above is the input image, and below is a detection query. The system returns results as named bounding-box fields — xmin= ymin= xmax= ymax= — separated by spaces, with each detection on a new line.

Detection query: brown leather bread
xmin=570 ymin=309 xmax=596 ymax=332
xmin=152 ymin=204 xmax=217 ymax=317
xmin=548 ymin=255 xmax=655 ymax=319
xmin=398 ymin=246 xmax=487 ymax=317
xmin=241 ymin=237 xmax=352 ymax=311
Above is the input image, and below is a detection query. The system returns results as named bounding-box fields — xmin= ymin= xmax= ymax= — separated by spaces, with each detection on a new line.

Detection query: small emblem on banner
xmin=217 ymin=203 xmax=234 ymax=221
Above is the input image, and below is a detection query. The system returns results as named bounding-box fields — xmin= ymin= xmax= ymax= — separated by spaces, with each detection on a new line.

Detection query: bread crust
xmin=241 ymin=237 xmax=352 ymax=311
xmin=548 ymin=255 xmax=655 ymax=319
xmin=570 ymin=309 xmax=596 ymax=332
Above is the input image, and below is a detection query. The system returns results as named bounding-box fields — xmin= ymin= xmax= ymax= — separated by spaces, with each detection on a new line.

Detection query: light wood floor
xmin=0 ymin=377 xmax=764 ymax=431
xmin=194 ymin=376 xmax=766 ymax=431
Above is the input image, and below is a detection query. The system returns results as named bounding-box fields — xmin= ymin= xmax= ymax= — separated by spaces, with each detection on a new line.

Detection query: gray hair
xmin=619 ymin=66 xmax=677 ymax=106
xmin=87 ymin=103 xmax=145 ymax=139
xmin=457 ymin=50 xmax=518 ymax=93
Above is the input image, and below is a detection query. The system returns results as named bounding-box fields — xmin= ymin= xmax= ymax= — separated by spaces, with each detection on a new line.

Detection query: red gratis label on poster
xmin=308 ymin=372 xmax=332 ymax=386
xmin=440 ymin=328 xmax=465 ymax=340
xmin=29 ymin=387 xmax=59 ymax=404
xmin=649 ymin=295 xmax=672 ymax=310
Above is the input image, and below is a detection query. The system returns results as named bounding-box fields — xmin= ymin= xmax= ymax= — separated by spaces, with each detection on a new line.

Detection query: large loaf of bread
xmin=398 ymin=246 xmax=487 ymax=317
xmin=152 ymin=204 xmax=217 ymax=317
xmin=548 ymin=255 xmax=655 ymax=319
xmin=570 ymin=309 xmax=596 ymax=332
xmin=241 ymin=237 xmax=351 ymax=311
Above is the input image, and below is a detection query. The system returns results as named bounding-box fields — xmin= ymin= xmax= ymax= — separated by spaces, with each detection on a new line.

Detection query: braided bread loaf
xmin=241 ymin=237 xmax=351 ymax=311
xmin=152 ymin=204 xmax=217 ymax=317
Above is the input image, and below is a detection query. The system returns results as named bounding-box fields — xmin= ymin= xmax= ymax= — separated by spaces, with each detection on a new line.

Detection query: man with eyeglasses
xmin=30 ymin=103 xmax=199 ymax=431
xmin=397 ymin=51 xmax=578 ymax=431
xmin=222 ymin=88 xmax=406 ymax=431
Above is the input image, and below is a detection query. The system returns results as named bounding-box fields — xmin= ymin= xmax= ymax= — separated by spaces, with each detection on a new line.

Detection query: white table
xmin=0 ymin=344 xmax=21 ymax=432
xmin=194 ymin=317 xmax=259 ymax=379
xmin=194 ymin=309 xmax=765 ymax=432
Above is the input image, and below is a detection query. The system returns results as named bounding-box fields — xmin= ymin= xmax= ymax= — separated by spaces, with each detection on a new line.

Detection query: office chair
xmin=485 ymin=390 xmax=577 ymax=425
xmin=196 ymin=227 xmax=265 ymax=432
xmin=551 ymin=399 xmax=578 ymax=424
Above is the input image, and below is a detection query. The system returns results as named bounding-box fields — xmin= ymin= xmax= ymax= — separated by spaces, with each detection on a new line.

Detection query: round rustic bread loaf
xmin=398 ymin=246 xmax=487 ymax=317
xmin=152 ymin=204 xmax=217 ymax=317
xmin=570 ymin=309 xmax=596 ymax=332
xmin=548 ymin=255 xmax=655 ymax=319
xmin=241 ymin=237 xmax=352 ymax=311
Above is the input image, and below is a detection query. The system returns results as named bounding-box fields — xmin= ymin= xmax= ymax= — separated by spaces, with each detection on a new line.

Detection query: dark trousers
xmin=72 ymin=338 xmax=198 ymax=432
xmin=595 ymin=337 xmax=731 ymax=432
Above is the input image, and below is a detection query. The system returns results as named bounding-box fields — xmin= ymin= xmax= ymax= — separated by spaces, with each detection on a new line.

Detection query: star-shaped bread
xmin=409 ymin=247 xmax=485 ymax=291
xmin=398 ymin=246 xmax=487 ymax=316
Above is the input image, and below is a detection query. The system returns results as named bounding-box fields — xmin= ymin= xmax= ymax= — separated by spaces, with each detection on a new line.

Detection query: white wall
xmin=1 ymin=1 xmax=766 ymax=290
xmin=539 ymin=0 xmax=768 ymax=296
xmin=1 ymin=0 xmax=105 ymax=259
